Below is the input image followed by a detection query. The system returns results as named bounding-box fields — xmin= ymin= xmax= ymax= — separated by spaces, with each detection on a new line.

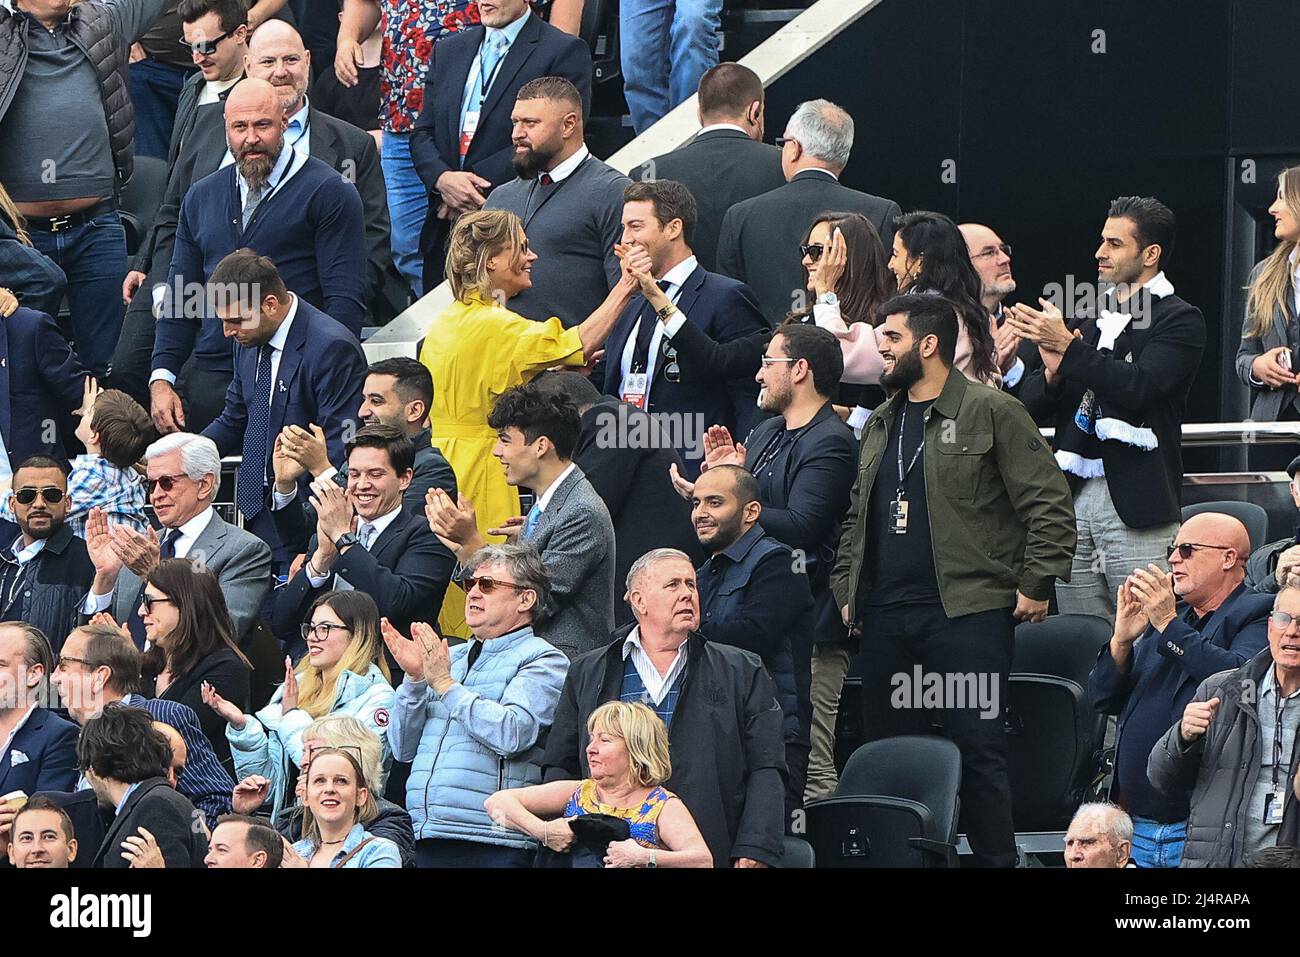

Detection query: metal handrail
xmin=1035 ymin=421 xmax=1300 ymax=447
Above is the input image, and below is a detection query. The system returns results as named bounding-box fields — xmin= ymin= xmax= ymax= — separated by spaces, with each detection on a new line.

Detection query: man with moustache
xmin=149 ymin=77 xmax=366 ymax=435
xmin=832 ymin=292 xmax=1075 ymax=867
xmin=958 ymin=222 xmax=1034 ymax=390
xmin=485 ymin=77 xmax=630 ymax=327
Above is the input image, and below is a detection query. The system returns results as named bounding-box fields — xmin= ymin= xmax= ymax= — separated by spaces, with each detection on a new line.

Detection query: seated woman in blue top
xmin=283 ymin=748 xmax=401 ymax=868
xmin=202 ymin=591 xmax=394 ymax=828
xmin=485 ymin=701 xmax=713 ymax=868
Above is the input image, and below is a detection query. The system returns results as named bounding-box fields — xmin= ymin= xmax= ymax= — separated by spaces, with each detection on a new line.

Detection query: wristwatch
xmin=646 ymin=849 xmax=658 ymax=868
xmin=656 ymin=302 xmax=677 ymax=322
xmin=333 ymin=531 xmax=360 ymax=551
xmin=816 ymin=291 xmax=839 ymax=307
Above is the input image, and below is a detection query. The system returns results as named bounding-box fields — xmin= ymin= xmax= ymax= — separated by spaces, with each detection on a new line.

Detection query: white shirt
xmin=619 ymin=255 xmax=698 ymax=399
xmin=697 ymin=123 xmax=749 ymax=136
xmin=532 ymin=462 xmax=576 ymax=514
xmin=260 ymin=292 xmax=299 ymax=404
xmin=545 ymin=144 xmax=590 ymax=183
xmin=621 ymin=626 xmax=688 ymax=706
xmin=1290 ymin=247 xmax=1300 ymax=318
xmin=82 ymin=507 xmax=216 ymax=613
xmin=0 ymin=703 xmax=35 ymax=765
xmin=197 ymin=75 xmax=241 ymax=107
xmin=10 ymin=534 xmax=45 ymax=564
xmin=306 ymin=502 xmax=402 ymax=588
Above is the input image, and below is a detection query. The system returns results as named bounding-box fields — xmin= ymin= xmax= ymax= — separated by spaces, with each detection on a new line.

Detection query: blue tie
xmin=459 ymin=32 xmax=509 ymax=166
xmin=523 ymin=503 xmax=542 ymax=540
xmin=237 ymin=345 xmax=273 ymax=520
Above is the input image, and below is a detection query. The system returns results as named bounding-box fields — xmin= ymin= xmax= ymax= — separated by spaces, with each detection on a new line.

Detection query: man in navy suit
xmin=595 ymin=180 xmax=768 ymax=478
xmin=1089 ymin=512 xmax=1271 ymax=869
xmin=0 ymin=624 xmax=79 ymax=803
xmin=0 ymin=308 xmax=88 ymax=473
xmin=201 ymin=250 xmax=366 ymax=563
xmin=409 ymin=0 xmax=592 ymax=290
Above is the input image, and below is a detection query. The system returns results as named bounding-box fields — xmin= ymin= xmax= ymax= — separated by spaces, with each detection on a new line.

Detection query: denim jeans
xmin=29 ymin=211 xmax=128 ymax=377
xmin=127 ymin=58 xmax=190 ymax=160
xmin=1130 ymin=816 xmax=1186 ymax=868
xmin=381 ymin=131 xmax=428 ymax=298
xmin=620 ymin=0 xmax=723 ymax=133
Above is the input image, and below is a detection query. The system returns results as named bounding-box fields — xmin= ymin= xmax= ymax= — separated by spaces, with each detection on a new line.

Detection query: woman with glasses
xmin=418 ymin=209 xmax=637 ymax=640
xmin=137 ymin=558 xmax=251 ymax=769
xmin=282 ymin=747 xmax=401 ymax=868
xmin=203 ymin=590 xmax=394 ymax=828
xmin=888 ymin=210 xmax=1001 ymax=386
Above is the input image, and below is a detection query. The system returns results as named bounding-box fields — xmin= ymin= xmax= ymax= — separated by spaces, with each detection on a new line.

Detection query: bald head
xmin=1167 ymin=512 xmax=1250 ymax=610
xmin=958 ymin=223 xmax=1015 ymax=307
xmin=225 ymin=76 xmax=280 ymax=115
xmin=246 ymin=20 xmax=310 ymax=115
xmin=225 ymin=78 xmax=286 ymax=188
xmin=152 ymin=721 xmax=187 ymax=788
xmin=1182 ymin=512 xmax=1250 ymax=560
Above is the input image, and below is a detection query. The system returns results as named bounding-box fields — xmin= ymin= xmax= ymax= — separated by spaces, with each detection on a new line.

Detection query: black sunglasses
xmin=1166 ymin=542 xmax=1232 ymax=560
xmin=179 ymin=30 xmax=230 ymax=56
xmin=15 ymin=486 xmax=64 ymax=505
xmin=462 ymin=575 xmax=530 ymax=595
xmin=800 ymin=243 xmax=824 ymax=262
xmin=148 ymin=473 xmax=189 ymax=495
xmin=139 ymin=594 xmax=175 ymax=614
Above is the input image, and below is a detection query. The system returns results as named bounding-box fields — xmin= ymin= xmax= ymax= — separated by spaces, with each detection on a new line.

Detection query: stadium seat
xmin=804 ymin=735 xmax=962 ymax=868
xmin=118 ymin=155 xmax=167 ymax=258
xmin=1005 ymin=614 xmax=1111 ymax=835
xmin=780 ymin=835 xmax=816 ymax=868
xmin=1181 ymin=500 xmax=1270 ymax=553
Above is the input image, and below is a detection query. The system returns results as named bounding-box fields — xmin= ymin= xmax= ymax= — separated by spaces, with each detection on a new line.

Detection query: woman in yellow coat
xmin=419 ymin=209 xmax=636 ymax=636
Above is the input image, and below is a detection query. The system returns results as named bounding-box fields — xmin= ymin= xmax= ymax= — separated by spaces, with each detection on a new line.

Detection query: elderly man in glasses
xmin=0 ymin=456 xmax=95 ymax=654
xmin=1089 ymin=511 xmax=1272 ymax=867
xmin=1149 ymin=573 xmax=1300 ymax=867
xmin=382 ymin=543 xmax=568 ymax=868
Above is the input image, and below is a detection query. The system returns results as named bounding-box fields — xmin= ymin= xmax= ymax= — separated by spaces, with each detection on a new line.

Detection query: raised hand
xmin=412 ymin=621 xmax=452 ymax=691
xmin=425 ymin=487 xmax=483 ymax=558
xmin=667 ymin=463 xmax=695 ymax=501
xmin=1180 ymin=696 xmax=1221 ymax=743
xmin=89 ymin=612 xmax=131 ymax=644
xmin=702 ymin=425 xmax=745 ymax=470
xmin=272 ymin=431 xmax=307 ymax=492
xmin=85 ymin=508 xmax=123 ymax=579
xmin=121 ymin=827 xmax=165 ymax=868
xmin=812 ymin=227 xmax=847 ymax=297
xmin=1112 ymin=581 xmax=1147 ymax=646
xmin=1128 ymin=564 xmax=1178 ymax=632
xmin=110 ymin=523 xmax=161 ymax=577
xmin=231 ymin=775 xmax=272 ymax=815
xmin=310 ymin=479 xmax=355 ymax=544
xmin=380 ymin=617 xmax=425 ymax=682
xmin=201 ymin=680 xmax=246 ymax=730
xmin=280 ymin=657 xmax=300 ymax=713
xmin=282 ymin=423 xmax=332 ymax=477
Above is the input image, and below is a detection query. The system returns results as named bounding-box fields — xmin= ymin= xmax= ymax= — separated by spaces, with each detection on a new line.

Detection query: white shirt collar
xmin=794 ymin=167 xmax=839 ymax=181
xmin=698 ymin=123 xmax=749 ymax=136
xmin=203 ymin=75 xmax=242 ymax=100
xmin=660 ymin=255 xmax=698 ymax=292
xmin=168 ymin=505 xmax=216 ymax=549
xmin=533 ymin=462 xmax=576 ymax=513
xmin=358 ymin=503 xmax=403 ymax=543
xmin=287 ymin=98 xmax=309 ymax=133
xmin=1 ymin=703 xmax=36 ymax=757
xmin=266 ymin=293 xmax=299 ymax=353
xmin=11 ymin=535 xmax=45 ymax=564
xmin=545 ymin=144 xmax=589 ymax=182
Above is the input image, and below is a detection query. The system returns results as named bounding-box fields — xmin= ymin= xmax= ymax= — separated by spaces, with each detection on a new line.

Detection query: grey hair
xmin=1277 ymin=573 xmax=1300 ymax=602
xmin=145 ymin=432 xmax=222 ymax=483
xmin=464 ymin=543 xmax=552 ymax=618
xmin=784 ymin=99 xmax=854 ymax=168
xmin=626 ymin=548 xmax=695 ymax=596
xmin=1068 ymin=802 xmax=1133 ymax=846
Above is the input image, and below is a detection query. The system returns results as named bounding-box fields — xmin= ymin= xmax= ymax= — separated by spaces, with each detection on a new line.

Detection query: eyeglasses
xmin=461 ymin=575 xmax=530 ymax=595
xmin=1270 ymin=610 xmax=1300 ymax=631
xmin=799 ymin=243 xmax=824 ymax=262
xmin=179 ymin=30 xmax=230 ymax=56
xmin=971 ymin=243 xmax=1012 ymax=261
xmin=1166 ymin=542 xmax=1233 ymax=560
xmin=14 ymin=486 xmax=65 ymax=505
xmin=300 ymin=622 xmax=352 ymax=640
xmin=147 ymin=473 xmax=189 ymax=495
xmin=761 ymin=356 xmax=798 ymax=366
xmin=55 ymin=655 xmax=90 ymax=670
xmin=661 ymin=341 xmax=680 ymax=383
xmin=139 ymin=594 xmax=175 ymax=614
xmin=775 ymin=136 xmax=794 ymax=149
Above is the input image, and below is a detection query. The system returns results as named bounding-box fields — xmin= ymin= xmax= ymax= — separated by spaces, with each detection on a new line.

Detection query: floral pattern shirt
xmin=380 ymin=0 xmax=481 ymax=132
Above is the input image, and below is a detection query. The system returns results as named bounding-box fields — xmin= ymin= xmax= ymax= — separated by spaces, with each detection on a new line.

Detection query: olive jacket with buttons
xmin=831 ymin=368 xmax=1076 ymax=622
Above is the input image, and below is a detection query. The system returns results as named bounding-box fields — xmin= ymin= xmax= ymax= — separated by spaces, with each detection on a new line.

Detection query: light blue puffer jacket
xmin=388 ymin=627 xmax=568 ymax=847
xmin=228 ymin=663 xmax=395 ymax=828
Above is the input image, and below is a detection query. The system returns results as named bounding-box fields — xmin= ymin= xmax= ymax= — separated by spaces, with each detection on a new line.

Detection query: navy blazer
xmin=596 ymin=265 xmax=768 ymax=477
xmin=203 ymin=298 xmax=367 ymax=526
xmin=0 ymin=706 xmax=80 ymax=796
xmin=0 ymin=308 xmax=88 ymax=467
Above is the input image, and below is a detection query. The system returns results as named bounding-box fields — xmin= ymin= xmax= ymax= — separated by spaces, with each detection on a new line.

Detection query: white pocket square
xmin=10 ymin=750 xmax=29 ymax=766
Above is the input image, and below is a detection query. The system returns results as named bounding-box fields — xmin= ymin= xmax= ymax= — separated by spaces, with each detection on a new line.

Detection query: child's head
xmin=77 ymin=389 xmax=156 ymax=469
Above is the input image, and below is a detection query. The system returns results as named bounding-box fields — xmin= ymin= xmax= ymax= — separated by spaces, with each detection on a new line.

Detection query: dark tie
xmin=159 ymin=528 xmax=178 ymax=561
xmin=127 ymin=528 xmax=180 ymax=649
xmin=237 ymin=345 xmax=274 ymax=520
xmin=630 ymin=280 xmax=673 ymax=373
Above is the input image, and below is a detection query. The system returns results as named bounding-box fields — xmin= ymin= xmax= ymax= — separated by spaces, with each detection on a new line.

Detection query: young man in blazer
xmin=0 ymin=624 xmax=79 ymax=799
xmin=271 ymin=425 xmax=454 ymax=657
xmin=1013 ymin=196 xmax=1207 ymax=621
xmin=200 ymin=250 xmax=367 ymax=563
xmin=595 ymin=180 xmax=768 ymax=478
xmin=409 ymin=0 xmax=592 ymax=290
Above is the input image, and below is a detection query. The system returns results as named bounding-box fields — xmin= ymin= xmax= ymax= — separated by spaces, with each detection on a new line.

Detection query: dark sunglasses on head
xmin=179 ymin=30 xmax=230 ymax=56
xmin=462 ymin=575 xmax=529 ymax=595
xmin=15 ymin=486 xmax=64 ymax=505
xmin=140 ymin=594 xmax=175 ymax=614
xmin=800 ymin=243 xmax=824 ymax=262
xmin=1166 ymin=542 xmax=1232 ymax=560
xmin=148 ymin=473 xmax=189 ymax=495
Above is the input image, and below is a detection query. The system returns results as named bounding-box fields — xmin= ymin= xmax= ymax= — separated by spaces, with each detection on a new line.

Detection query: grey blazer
xmin=105 ymin=512 xmax=274 ymax=641
xmin=1235 ymin=259 xmax=1299 ymax=421
xmin=521 ymin=465 xmax=616 ymax=659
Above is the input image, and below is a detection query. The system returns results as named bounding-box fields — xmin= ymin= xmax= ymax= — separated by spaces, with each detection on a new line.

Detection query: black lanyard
xmin=896 ymin=403 xmax=925 ymax=494
xmin=1273 ymin=686 xmax=1296 ymax=788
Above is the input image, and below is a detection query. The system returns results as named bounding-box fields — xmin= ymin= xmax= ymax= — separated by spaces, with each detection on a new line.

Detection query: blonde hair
xmin=301 ymin=714 xmax=385 ymax=792
xmin=445 ymin=209 xmax=526 ymax=303
xmin=294 ymin=591 xmax=391 ymax=719
xmin=587 ymin=701 xmax=672 ymax=787
xmin=299 ymin=747 xmax=378 ymax=845
xmin=0 ymin=182 xmax=31 ymax=246
xmin=1244 ymin=166 xmax=1300 ymax=339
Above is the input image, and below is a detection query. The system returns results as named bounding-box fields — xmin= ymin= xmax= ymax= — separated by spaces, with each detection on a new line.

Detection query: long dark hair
xmin=894 ymin=210 xmax=997 ymax=383
xmin=142 ymin=558 xmax=250 ymax=681
xmin=798 ymin=210 xmax=895 ymax=326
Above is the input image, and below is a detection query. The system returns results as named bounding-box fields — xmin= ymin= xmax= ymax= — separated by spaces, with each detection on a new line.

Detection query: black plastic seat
xmin=1181 ymin=500 xmax=1269 ymax=553
xmin=118 ymin=155 xmax=167 ymax=257
xmin=779 ymin=835 xmax=816 ymax=868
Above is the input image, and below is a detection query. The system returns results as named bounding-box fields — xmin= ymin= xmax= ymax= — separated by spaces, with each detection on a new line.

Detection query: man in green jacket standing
xmin=831 ymin=292 xmax=1076 ymax=867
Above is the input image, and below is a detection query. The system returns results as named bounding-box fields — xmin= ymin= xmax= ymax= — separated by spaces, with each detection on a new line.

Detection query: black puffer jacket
xmin=0 ymin=0 xmax=167 ymax=191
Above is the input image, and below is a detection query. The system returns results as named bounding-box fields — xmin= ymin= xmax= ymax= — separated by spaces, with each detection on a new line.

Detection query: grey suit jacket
xmin=521 ymin=465 xmax=615 ymax=659
xmin=104 ymin=512 xmax=274 ymax=641
xmin=1235 ymin=259 xmax=1298 ymax=421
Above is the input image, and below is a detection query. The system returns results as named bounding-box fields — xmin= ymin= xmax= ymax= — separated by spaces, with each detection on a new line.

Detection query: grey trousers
xmin=804 ymin=643 xmax=853 ymax=803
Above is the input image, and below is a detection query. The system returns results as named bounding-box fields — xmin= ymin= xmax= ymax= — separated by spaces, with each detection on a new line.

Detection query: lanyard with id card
xmin=1265 ymin=691 xmax=1296 ymax=825
xmin=891 ymin=403 xmax=925 ymax=535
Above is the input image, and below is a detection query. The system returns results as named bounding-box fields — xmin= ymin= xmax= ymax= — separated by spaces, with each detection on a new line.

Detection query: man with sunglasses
xmin=1089 ymin=512 xmax=1271 ymax=867
xmin=0 ymin=457 xmax=95 ymax=656
xmin=1149 ymin=578 xmax=1300 ymax=866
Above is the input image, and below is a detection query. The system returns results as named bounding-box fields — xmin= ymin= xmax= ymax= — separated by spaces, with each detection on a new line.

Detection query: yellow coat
xmin=419 ymin=292 xmax=586 ymax=637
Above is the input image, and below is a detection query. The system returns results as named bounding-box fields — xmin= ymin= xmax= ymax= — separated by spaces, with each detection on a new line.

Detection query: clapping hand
xmin=0 ymin=287 xmax=17 ymax=318
xmin=310 ymin=479 xmax=356 ymax=544
xmin=201 ymin=680 xmax=246 ymax=730
xmin=1112 ymin=581 xmax=1147 ymax=646
xmin=1005 ymin=299 xmax=1075 ymax=353
xmin=487 ymin=515 xmax=525 ymax=542
xmin=380 ymin=617 xmax=426 ymax=682
xmin=280 ymin=657 xmax=300 ymax=713
xmin=85 ymin=508 xmax=123 ymax=579
xmin=89 ymin=612 xmax=131 ymax=644
xmin=425 ymin=488 xmax=483 ymax=559
xmin=412 ymin=621 xmax=453 ymax=692
xmin=281 ymin=423 xmax=331 ymax=477
xmin=702 ymin=425 xmax=745 ymax=470
xmin=1127 ymin=564 xmax=1178 ymax=632
xmin=272 ymin=432 xmax=306 ymax=492
xmin=109 ymin=523 xmax=161 ymax=577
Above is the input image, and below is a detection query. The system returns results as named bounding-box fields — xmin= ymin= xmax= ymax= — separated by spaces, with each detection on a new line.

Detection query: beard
xmin=512 ymin=142 xmax=559 ymax=179
xmin=273 ymin=80 xmax=307 ymax=117
xmin=21 ymin=515 xmax=58 ymax=540
xmin=757 ymin=380 xmax=790 ymax=414
xmin=235 ymin=138 xmax=282 ymax=190
xmin=987 ymin=277 xmax=1016 ymax=299
xmin=879 ymin=342 xmax=924 ymax=392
